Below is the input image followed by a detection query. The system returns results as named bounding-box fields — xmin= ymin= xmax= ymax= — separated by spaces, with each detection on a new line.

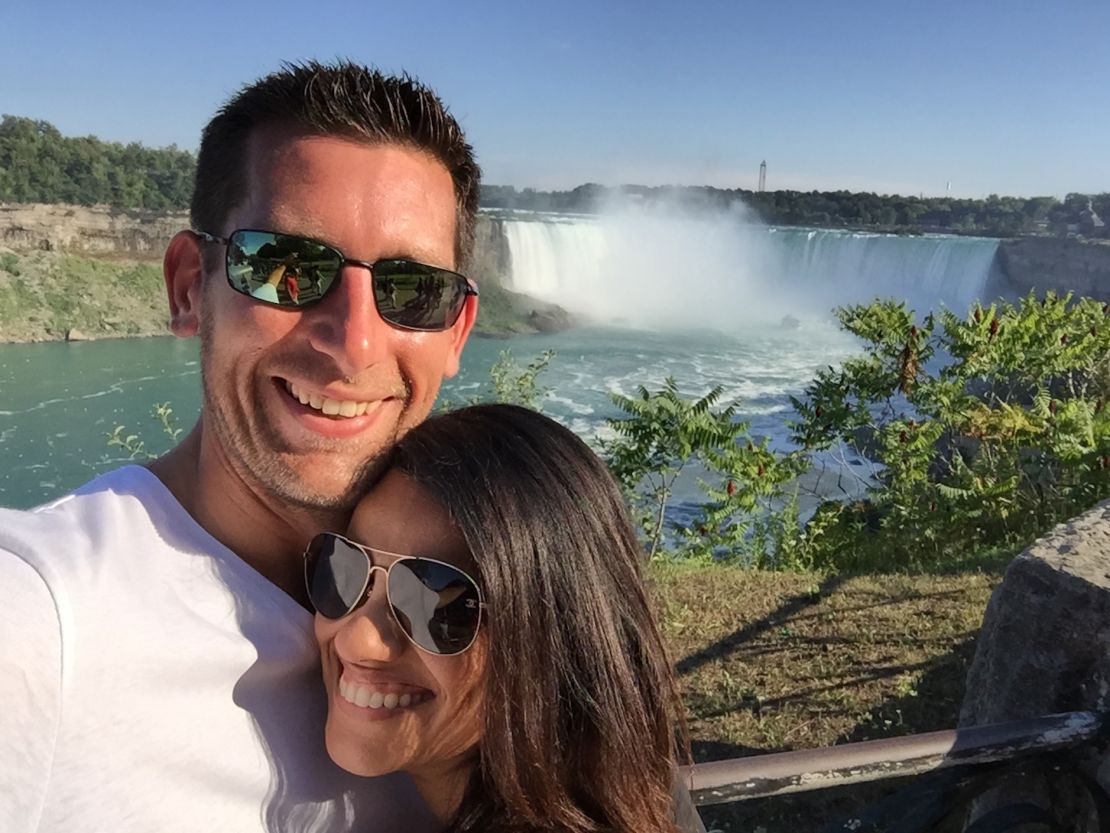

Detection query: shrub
xmin=0 ymin=251 xmax=20 ymax=276
xmin=790 ymin=292 xmax=1110 ymax=570
xmin=601 ymin=379 xmax=801 ymax=564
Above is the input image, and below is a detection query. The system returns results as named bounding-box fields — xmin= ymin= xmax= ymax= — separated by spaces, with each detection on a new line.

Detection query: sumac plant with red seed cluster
xmin=789 ymin=292 xmax=1110 ymax=571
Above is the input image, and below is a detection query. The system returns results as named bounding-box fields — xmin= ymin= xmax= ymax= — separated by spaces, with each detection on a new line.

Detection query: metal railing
xmin=682 ymin=711 xmax=1110 ymax=832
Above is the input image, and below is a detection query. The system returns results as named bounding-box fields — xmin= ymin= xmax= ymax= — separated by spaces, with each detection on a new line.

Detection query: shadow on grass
xmin=686 ymin=658 xmax=945 ymax=721
xmin=840 ymin=633 xmax=980 ymax=743
xmin=690 ymin=637 xmax=982 ymax=833
xmin=675 ymin=573 xmax=849 ymax=676
xmin=690 ymin=738 xmax=763 ymax=764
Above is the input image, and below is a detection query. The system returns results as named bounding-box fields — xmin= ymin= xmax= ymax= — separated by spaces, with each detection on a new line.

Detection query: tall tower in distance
xmin=758 ymin=160 xmax=767 ymax=192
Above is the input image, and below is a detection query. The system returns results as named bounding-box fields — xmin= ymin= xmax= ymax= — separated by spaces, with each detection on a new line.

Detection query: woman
xmin=307 ymin=404 xmax=698 ymax=832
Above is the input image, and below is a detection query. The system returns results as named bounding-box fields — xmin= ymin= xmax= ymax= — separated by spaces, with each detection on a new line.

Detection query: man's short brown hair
xmin=191 ymin=60 xmax=481 ymax=268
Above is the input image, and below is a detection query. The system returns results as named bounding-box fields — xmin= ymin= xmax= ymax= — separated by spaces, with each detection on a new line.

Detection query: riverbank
xmin=0 ymin=249 xmax=167 ymax=342
xmin=0 ymin=246 xmax=569 ymax=342
xmin=0 ymin=203 xmax=572 ymax=342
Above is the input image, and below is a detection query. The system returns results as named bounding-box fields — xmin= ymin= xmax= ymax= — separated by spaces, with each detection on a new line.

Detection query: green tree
xmin=600 ymin=379 xmax=799 ymax=562
xmin=0 ymin=114 xmax=196 ymax=209
xmin=791 ymin=293 xmax=1110 ymax=570
xmin=438 ymin=350 xmax=555 ymax=411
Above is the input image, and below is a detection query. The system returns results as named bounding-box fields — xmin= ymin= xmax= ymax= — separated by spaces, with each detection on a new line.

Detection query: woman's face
xmin=314 ymin=469 xmax=486 ymax=781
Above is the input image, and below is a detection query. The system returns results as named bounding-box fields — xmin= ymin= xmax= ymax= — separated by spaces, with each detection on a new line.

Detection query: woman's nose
xmin=334 ymin=583 xmax=407 ymax=661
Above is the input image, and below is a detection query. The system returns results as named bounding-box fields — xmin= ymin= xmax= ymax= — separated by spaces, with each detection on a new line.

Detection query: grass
xmin=649 ymin=562 xmax=1000 ymax=833
xmin=0 ymin=248 xmax=167 ymax=341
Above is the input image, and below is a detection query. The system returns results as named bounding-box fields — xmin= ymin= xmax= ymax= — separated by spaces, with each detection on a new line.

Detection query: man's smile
xmin=284 ymin=380 xmax=386 ymax=419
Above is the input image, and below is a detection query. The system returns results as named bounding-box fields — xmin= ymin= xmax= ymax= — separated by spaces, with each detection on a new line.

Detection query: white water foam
xmin=501 ymin=208 xmax=1000 ymax=330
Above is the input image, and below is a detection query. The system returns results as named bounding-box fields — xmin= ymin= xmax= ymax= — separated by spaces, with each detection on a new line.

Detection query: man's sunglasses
xmin=196 ymin=229 xmax=477 ymax=332
xmin=305 ymin=532 xmax=485 ymax=656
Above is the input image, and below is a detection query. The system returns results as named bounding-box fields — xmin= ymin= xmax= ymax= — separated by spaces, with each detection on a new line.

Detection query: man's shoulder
xmin=0 ymin=465 xmax=179 ymax=571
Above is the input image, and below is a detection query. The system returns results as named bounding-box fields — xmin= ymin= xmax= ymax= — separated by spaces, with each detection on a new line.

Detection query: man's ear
xmin=443 ymin=289 xmax=478 ymax=379
xmin=164 ymin=231 xmax=205 ymax=338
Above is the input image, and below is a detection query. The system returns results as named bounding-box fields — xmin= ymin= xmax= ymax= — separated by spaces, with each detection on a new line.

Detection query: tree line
xmin=2 ymin=114 xmax=1106 ymax=237
xmin=0 ymin=115 xmax=194 ymax=210
xmin=483 ymin=184 xmax=1110 ymax=238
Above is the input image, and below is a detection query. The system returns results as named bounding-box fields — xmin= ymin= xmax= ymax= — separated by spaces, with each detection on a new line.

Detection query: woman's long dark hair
xmin=392 ymin=404 xmax=686 ymax=833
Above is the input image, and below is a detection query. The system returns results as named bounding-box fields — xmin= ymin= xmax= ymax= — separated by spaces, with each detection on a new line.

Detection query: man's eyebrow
xmin=256 ymin=220 xmax=454 ymax=267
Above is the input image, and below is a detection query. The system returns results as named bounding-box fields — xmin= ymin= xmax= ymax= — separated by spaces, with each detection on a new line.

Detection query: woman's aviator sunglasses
xmin=197 ymin=229 xmax=477 ymax=332
xmin=305 ymin=532 xmax=485 ymax=656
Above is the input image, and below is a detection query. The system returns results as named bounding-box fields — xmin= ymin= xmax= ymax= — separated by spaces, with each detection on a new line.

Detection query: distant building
xmin=1079 ymin=199 xmax=1107 ymax=238
xmin=758 ymin=160 xmax=766 ymax=193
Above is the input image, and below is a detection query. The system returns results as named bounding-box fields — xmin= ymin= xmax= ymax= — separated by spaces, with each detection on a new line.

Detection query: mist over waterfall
xmin=500 ymin=209 xmax=1001 ymax=330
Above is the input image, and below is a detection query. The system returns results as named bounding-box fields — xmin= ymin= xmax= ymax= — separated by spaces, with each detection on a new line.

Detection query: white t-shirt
xmin=0 ymin=466 xmax=437 ymax=833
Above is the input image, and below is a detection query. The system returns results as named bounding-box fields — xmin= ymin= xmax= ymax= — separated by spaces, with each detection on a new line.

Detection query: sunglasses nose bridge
xmin=306 ymin=260 xmax=395 ymax=377
xmin=362 ymin=561 xmax=394 ymax=596
xmin=337 ymin=562 xmax=408 ymax=659
xmin=341 ymin=256 xmax=377 ymax=274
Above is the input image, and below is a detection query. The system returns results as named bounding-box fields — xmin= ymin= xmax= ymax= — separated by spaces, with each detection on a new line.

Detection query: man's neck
xmin=147 ymin=422 xmax=347 ymax=606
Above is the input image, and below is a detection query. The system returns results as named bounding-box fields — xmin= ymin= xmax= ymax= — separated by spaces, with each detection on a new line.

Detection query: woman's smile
xmin=337 ymin=675 xmax=430 ymax=710
xmin=314 ymin=469 xmax=486 ymax=785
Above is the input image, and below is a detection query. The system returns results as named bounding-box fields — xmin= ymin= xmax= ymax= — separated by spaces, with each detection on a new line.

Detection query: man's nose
xmin=307 ymin=264 xmax=393 ymax=377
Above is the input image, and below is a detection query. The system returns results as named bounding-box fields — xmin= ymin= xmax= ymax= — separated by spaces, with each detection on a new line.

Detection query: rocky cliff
xmin=0 ymin=203 xmax=189 ymax=255
xmin=0 ymin=202 xmax=517 ymax=268
xmin=996 ymin=237 xmax=1110 ymax=302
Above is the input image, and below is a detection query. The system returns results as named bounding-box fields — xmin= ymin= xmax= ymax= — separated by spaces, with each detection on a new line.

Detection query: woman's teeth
xmin=339 ymin=677 xmax=425 ymax=710
xmin=285 ymin=381 xmax=380 ymax=418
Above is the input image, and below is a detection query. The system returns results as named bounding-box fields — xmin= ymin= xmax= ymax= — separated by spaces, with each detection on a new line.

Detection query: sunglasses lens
xmin=227 ymin=230 xmax=341 ymax=307
xmin=373 ymin=261 xmax=468 ymax=331
xmin=388 ymin=559 xmax=482 ymax=654
xmin=305 ymin=534 xmax=370 ymax=619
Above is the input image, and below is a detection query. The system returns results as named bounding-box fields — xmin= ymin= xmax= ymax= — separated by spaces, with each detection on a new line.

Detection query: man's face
xmin=195 ymin=127 xmax=474 ymax=510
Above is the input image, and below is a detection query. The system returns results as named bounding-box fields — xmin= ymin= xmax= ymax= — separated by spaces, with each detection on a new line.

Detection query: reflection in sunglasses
xmin=203 ymin=229 xmax=477 ymax=331
xmin=390 ymin=566 xmax=470 ymax=653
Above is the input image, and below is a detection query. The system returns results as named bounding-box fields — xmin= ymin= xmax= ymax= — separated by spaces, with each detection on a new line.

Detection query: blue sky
xmin=2 ymin=0 xmax=1106 ymax=198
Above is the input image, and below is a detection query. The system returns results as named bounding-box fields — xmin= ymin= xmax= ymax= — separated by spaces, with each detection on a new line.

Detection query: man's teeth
xmin=339 ymin=677 xmax=425 ymax=710
xmin=285 ymin=381 xmax=380 ymax=418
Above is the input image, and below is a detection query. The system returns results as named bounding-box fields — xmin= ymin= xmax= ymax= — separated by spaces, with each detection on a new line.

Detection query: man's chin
xmin=257 ymin=453 xmax=391 ymax=514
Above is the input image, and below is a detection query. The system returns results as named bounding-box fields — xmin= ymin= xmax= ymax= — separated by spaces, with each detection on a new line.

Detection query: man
xmin=0 ymin=61 xmax=478 ymax=831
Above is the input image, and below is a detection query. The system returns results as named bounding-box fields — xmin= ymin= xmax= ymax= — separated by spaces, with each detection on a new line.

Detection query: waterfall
xmin=499 ymin=212 xmax=1000 ymax=329
xmin=765 ymin=227 xmax=1001 ymax=313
